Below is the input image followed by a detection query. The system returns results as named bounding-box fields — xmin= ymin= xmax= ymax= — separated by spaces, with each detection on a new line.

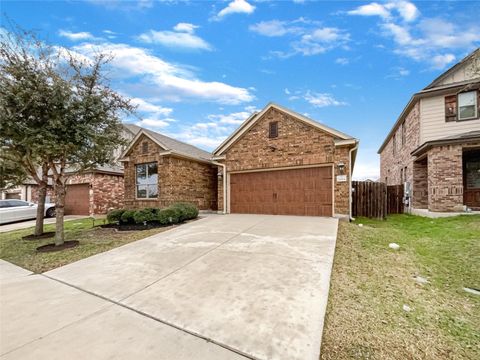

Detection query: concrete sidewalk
xmin=0 ymin=216 xmax=87 ymax=233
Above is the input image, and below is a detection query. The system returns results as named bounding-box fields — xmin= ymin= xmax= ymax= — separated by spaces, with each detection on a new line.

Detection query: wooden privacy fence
xmin=352 ymin=181 xmax=404 ymax=219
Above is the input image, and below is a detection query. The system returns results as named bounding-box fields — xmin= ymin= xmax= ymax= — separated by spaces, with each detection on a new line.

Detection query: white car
xmin=0 ymin=200 xmax=56 ymax=225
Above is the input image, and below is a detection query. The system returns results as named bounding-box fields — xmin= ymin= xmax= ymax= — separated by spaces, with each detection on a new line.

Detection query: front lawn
xmin=321 ymin=214 xmax=480 ymax=360
xmin=0 ymin=218 xmax=179 ymax=273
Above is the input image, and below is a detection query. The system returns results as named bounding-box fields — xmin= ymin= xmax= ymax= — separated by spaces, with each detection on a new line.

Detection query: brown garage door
xmin=230 ymin=166 xmax=333 ymax=216
xmin=65 ymin=184 xmax=90 ymax=215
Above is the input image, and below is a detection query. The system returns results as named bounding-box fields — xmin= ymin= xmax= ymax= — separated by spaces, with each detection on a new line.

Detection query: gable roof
xmin=121 ymin=124 xmax=213 ymax=162
xmin=213 ymin=102 xmax=355 ymax=156
xmin=424 ymin=48 xmax=480 ymax=90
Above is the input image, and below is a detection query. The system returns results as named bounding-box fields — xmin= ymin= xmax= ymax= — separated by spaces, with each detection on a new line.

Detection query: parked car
xmin=0 ymin=200 xmax=56 ymax=225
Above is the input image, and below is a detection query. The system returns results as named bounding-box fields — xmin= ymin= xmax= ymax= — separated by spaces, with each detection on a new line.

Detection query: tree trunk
xmin=34 ymin=183 xmax=47 ymax=236
xmin=54 ymin=182 xmax=66 ymax=246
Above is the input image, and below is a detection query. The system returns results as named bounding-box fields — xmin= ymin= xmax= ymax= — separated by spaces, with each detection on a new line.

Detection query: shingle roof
xmin=123 ymin=123 xmax=213 ymax=162
xmin=411 ymin=130 xmax=480 ymax=156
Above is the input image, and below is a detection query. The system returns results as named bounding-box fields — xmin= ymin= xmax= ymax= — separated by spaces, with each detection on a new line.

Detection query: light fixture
xmin=337 ymin=162 xmax=345 ymax=174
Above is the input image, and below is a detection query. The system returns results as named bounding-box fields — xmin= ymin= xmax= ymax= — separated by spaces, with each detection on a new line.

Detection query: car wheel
xmin=46 ymin=207 xmax=56 ymax=218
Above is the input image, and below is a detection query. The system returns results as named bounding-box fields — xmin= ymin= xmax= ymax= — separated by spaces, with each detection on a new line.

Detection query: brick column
xmin=427 ymin=145 xmax=464 ymax=212
xmin=412 ymin=159 xmax=428 ymax=208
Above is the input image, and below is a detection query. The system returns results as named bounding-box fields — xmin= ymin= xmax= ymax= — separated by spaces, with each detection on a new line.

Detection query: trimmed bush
xmin=120 ymin=210 xmax=136 ymax=224
xmin=107 ymin=209 xmax=125 ymax=223
xmin=157 ymin=208 xmax=180 ymax=225
xmin=170 ymin=202 xmax=199 ymax=221
xmin=133 ymin=208 xmax=158 ymax=224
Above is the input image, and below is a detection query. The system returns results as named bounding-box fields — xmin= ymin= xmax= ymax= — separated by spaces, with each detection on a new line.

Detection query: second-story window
xmin=392 ymin=133 xmax=396 ymax=155
xmin=401 ymin=122 xmax=406 ymax=146
xmin=458 ymin=91 xmax=478 ymax=120
xmin=269 ymin=121 xmax=278 ymax=138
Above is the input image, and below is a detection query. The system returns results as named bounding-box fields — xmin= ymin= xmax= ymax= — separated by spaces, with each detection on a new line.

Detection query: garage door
xmin=230 ymin=166 xmax=333 ymax=216
xmin=65 ymin=184 xmax=90 ymax=215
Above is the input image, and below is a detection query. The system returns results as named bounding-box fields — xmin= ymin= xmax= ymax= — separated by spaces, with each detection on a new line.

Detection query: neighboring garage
xmin=213 ymin=103 xmax=358 ymax=218
xmin=65 ymin=184 xmax=90 ymax=215
xmin=230 ymin=166 xmax=333 ymax=216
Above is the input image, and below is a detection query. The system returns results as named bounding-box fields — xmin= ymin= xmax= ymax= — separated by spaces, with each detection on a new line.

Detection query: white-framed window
xmin=458 ymin=91 xmax=478 ymax=120
xmin=136 ymin=162 xmax=158 ymax=199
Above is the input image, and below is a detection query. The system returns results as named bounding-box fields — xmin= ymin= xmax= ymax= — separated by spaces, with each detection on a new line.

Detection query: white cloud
xmin=73 ymin=42 xmax=254 ymax=104
xmin=215 ymin=0 xmax=255 ymax=20
xmin=58 ymin=30 xmax=96 ymax=41
xmin=348 ymin=2 xmax=391 ymax=19
xmin=130 ymin=97 xmax=173 ymax=117
xmin=250 ymin=20 xmax=294 ymax=37
xmin=136 ymin=118 xmax=171 ymax=128
xmin=173 ymin=22 xmax=198 ymax=34
xmin=251 ymin=19 xmax=350 ymax=58
xmin=348 ymin=1 xmax=419 ymax=22
xmin=431 ymin=54 xmax=456 ymax=70
xmin=335 ymin=57 xmax=349 ymax=65
xmin=293 ymin=27 xmax=350 ymax=56
xmin=348 ymin=2 xmax=478 ymax=69
xmin=137 ymin=24 xmax=211 ymax=51
xmin=169 ymin=106 xmax=258 ymax=150
xmin=304 ymin=91 xmax=347 ymax=108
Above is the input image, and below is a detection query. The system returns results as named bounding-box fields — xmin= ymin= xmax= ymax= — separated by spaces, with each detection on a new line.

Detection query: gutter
xmin=212 ymin=161 xmax=227 ymax=214
xmin=349 ymin=141 xmax=359 ymax=221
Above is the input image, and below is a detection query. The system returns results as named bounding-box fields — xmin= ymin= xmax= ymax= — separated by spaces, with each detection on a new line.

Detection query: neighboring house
xmin=378 ymin=49 xmax=480 ymax=212
xmin=1 ymin=124 xmax=140 ymax=215
xmin=122 ymin=102 xmax=359 ymax=218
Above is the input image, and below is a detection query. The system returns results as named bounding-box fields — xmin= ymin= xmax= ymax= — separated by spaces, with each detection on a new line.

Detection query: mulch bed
xmin=100 ymin=222 xmax=170 ymax=231
xmin=36 ymin=240 xmax=79 ymax=253
xmin=22 ymin=232 xmax=55 ymax=240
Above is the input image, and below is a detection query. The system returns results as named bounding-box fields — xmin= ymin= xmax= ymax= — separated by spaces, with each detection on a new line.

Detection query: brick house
xmin=123 ymin=103 xmax=358 ymax=218
xmin=378 ymin=49 xmax=480 ymax=212
xmin=1 ymin=124 xmax=139 ymax=216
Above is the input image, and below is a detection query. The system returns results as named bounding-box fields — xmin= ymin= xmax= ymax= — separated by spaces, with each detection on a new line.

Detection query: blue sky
xmin=3 ymin=0 xmax=480 ymax=179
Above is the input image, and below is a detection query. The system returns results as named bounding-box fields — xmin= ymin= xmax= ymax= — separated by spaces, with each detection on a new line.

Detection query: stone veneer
xmin=217 ymin=107 xmax=354 ymax=215
xmin=123 ymin=135 xmax=217 ymax=210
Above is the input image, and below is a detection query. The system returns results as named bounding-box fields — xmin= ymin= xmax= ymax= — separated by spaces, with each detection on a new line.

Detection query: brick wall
xmin=124 ymin=134 xmax=217 ymax=210
xmin=412 ymin=158 xmax=428 ymax=208
xmin=427 ymin=145 xmax=464 ymax=212
xmin=92 ymin=173 xmax=124 ymax=214
xmin=219 ymin=107 xmax=354 ymax=215
xmin=380 ymin=101 xmax=420 ymax=187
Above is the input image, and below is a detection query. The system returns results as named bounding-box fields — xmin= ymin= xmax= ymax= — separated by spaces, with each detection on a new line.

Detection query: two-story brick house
xmin=379 ymin=49 xmax=480 ymax=212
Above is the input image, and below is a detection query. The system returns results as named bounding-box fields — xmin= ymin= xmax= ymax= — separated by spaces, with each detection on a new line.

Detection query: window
xmin=401 ymin=122 xmax=406 ymax=146
xmin=136 ymin=162 xmax=158 ymax=199
xmin=392 ymin=134 xmax=396 ymax=155
xmin=269 ymin=121 xmax=278 ymax=138
xmin=400 ymin=168 xmax=403 ymax=183
xmin=458 ymin=91 xmax=478 ymax=120
xmin=445 ymin=95 xmax=457 ymax=122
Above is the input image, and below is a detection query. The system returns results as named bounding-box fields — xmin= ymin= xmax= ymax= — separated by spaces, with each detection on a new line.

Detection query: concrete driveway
xmin=0 ymin=214 xmax=338 ymax=360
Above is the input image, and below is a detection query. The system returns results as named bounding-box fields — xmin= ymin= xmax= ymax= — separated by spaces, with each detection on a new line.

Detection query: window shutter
xmin=445 ymin=95 xmax=457 ymax=122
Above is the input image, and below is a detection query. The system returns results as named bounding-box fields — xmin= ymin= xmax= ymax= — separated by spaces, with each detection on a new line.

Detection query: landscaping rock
xmin=389 ymin=243 xmax=400 ymax=250
xmin=414 ymin=276 xmax=429 ymax=285
xmin=358 ymin=223 xmax=363 ymax=227
xmin=402 ymin=304 xmax=412 ymax=312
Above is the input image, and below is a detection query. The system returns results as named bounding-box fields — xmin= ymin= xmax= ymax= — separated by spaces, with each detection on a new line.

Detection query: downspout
xmin=349 ymin=141 xmax=359 ymax=221
xmin=212 ymin=161 xmax=227 ymax=214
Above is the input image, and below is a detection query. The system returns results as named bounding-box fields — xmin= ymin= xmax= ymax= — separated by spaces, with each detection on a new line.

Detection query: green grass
xmin=321 ymin=214 xmax=480 ymax=360
xmin=0 ymin=218 xmax=176 ymax=273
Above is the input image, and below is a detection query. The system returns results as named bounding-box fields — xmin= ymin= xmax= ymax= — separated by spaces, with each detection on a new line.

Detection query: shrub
xmin=120 ymin=210 xmax=136 ymax=224
xmin=170 ymin=202 xmax=199 ymax=221
xmin=157 ymin=208 xmax=180 ymax=225
xmin=107 ymin=209 xmax=125 ymax=223
xmin=133 ymin=208 xmax=158 ymax=224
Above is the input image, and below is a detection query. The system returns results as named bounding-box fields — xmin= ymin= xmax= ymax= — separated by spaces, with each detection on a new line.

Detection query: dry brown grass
xmin=320 ymin=215 xmax=480 ymax=360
